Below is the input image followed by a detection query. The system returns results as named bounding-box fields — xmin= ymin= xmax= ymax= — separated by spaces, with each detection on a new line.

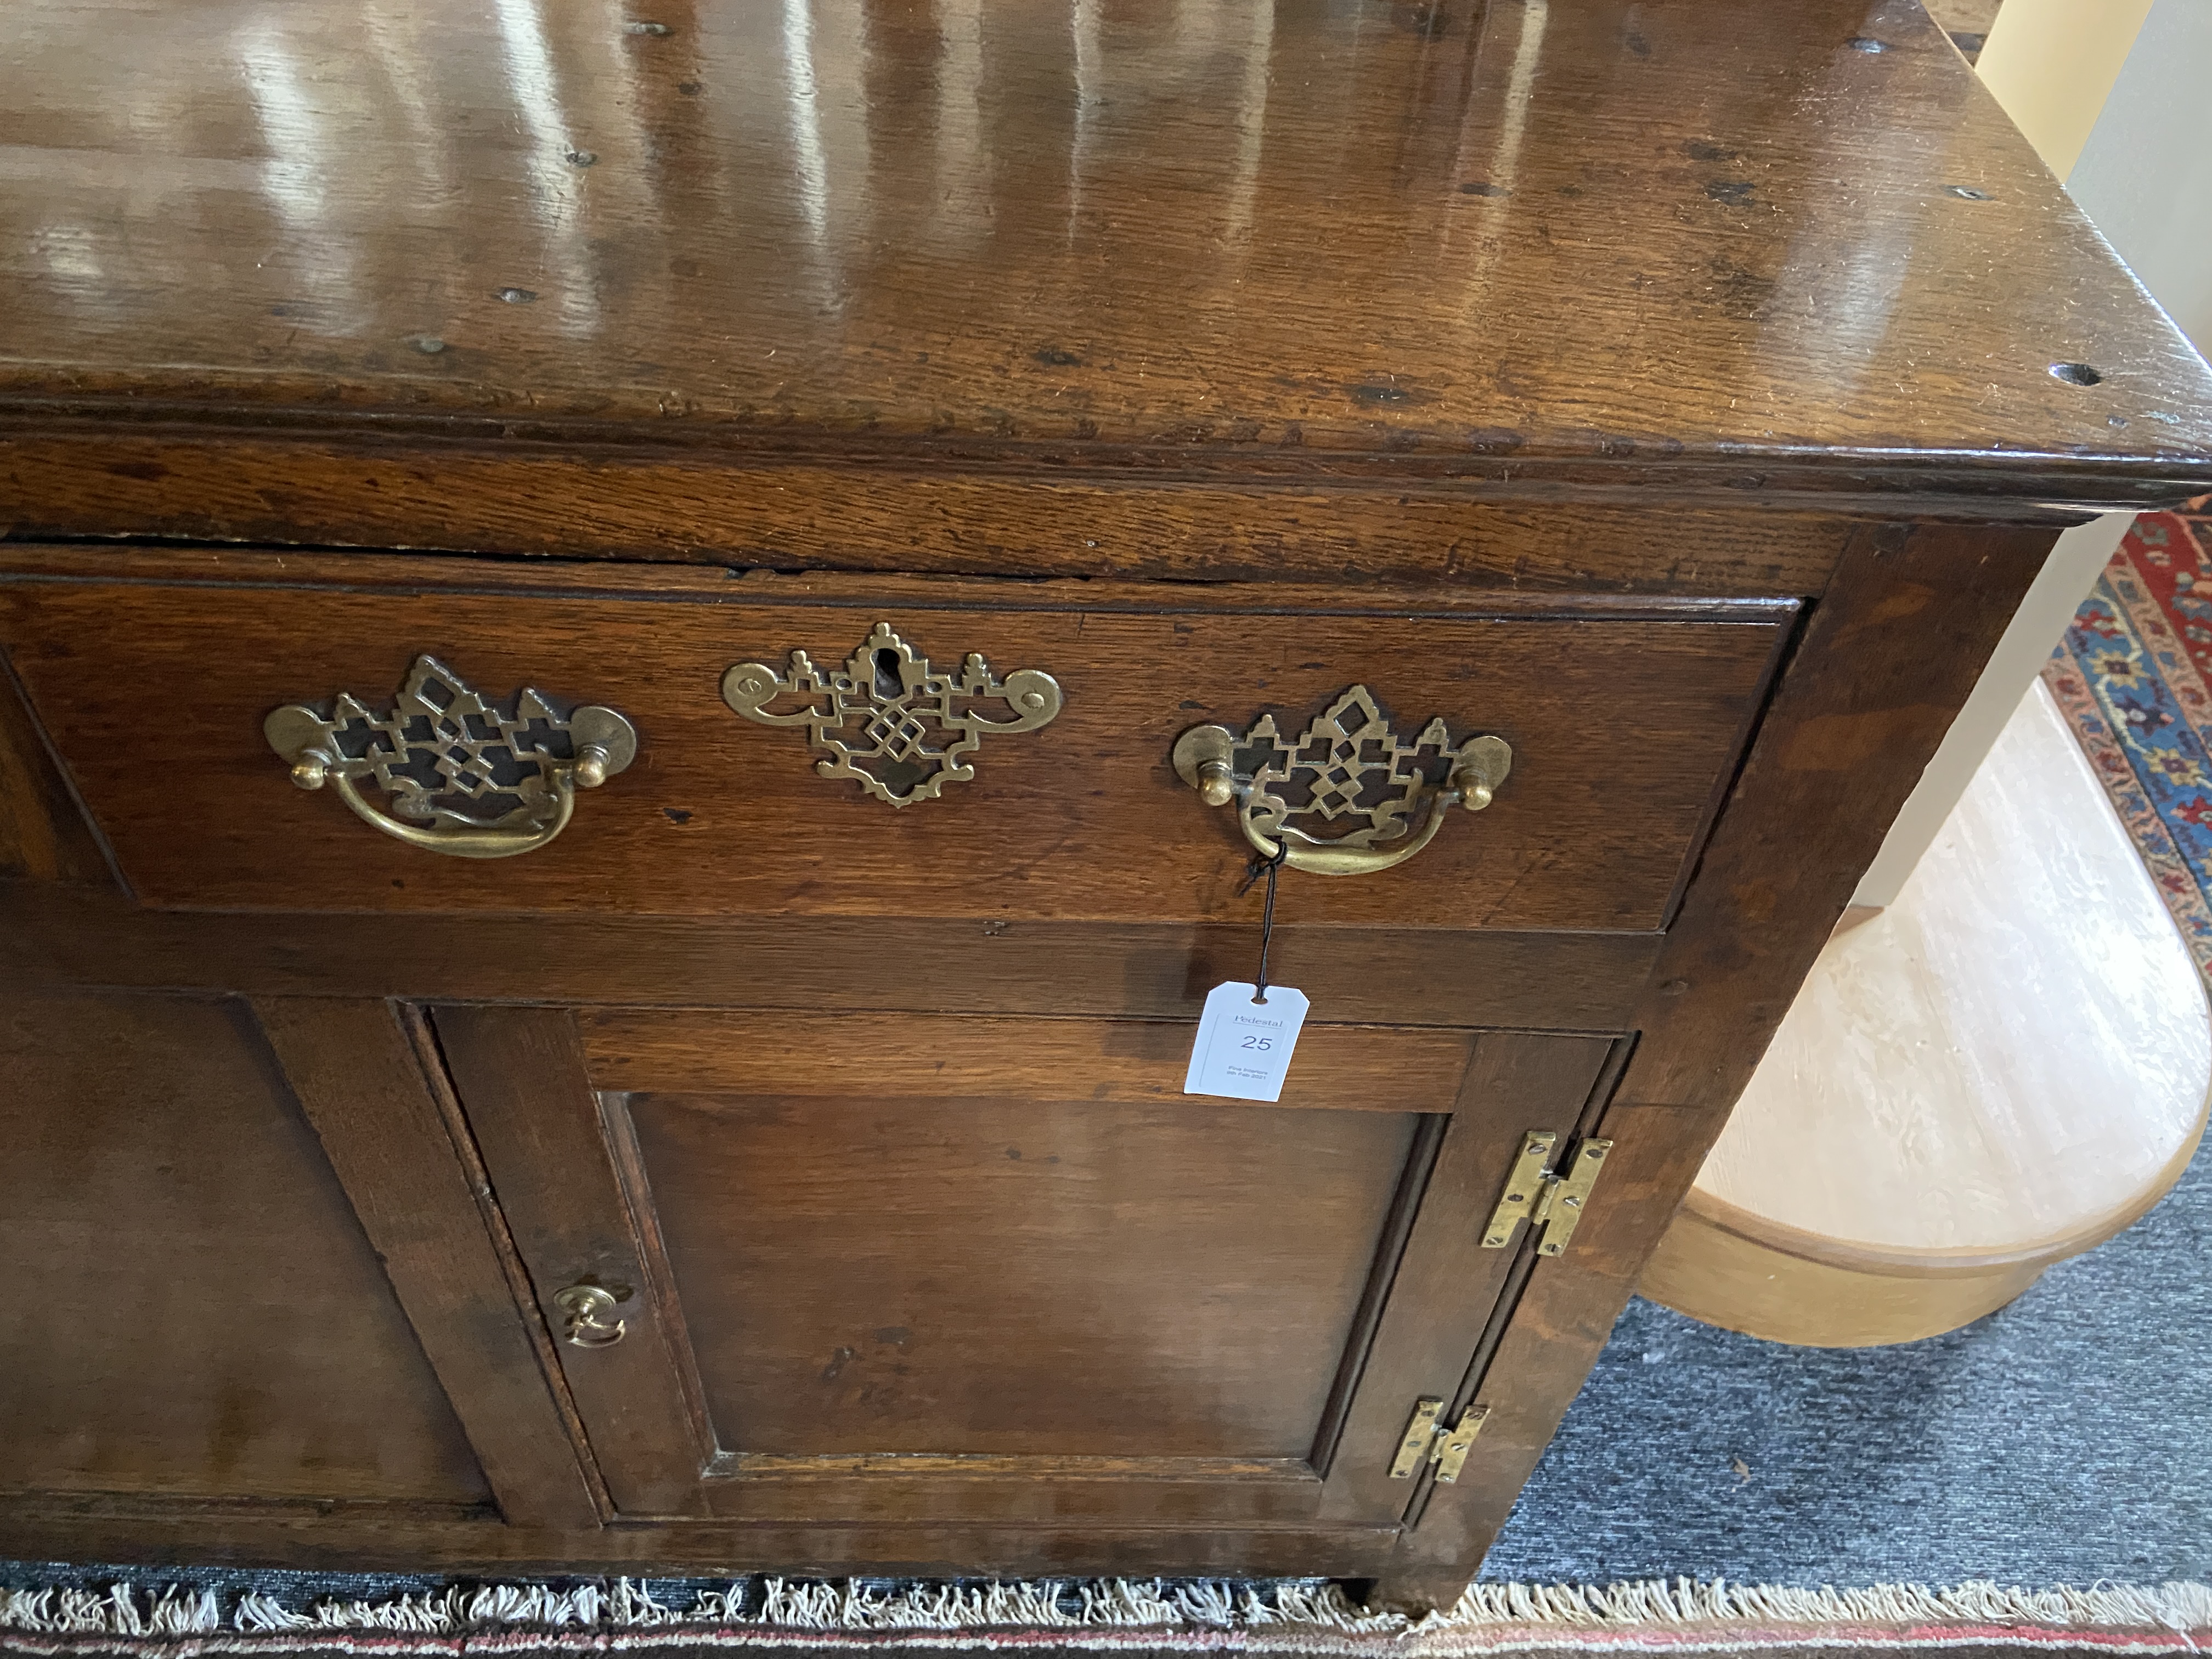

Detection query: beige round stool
xmin=1643 ymin=679 xmax=2212 ymax=1347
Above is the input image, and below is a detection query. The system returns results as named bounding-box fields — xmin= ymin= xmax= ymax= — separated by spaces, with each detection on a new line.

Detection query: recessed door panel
xmin=0 ymin=990 xmax=492 ymax=1506
xmin=630 ymin=1092 xmax=1418 ymax=1460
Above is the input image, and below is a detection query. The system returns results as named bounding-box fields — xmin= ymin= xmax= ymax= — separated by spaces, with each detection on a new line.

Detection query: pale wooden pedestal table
xmin=1643 ymin=679 xmax=2212 ymax=1347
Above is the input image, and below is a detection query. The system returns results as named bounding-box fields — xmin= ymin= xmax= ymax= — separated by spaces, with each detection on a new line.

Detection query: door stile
xmin=252 ymin=995 xmax=605 ymax=1530
xmin=433 ymin=1004 xmax=713 ymax=1517
xmin=1378 ymin=1040 xmax=1638 ymax=1599
xmin=1314 ymin=1032 xmax=1615 ymax=1525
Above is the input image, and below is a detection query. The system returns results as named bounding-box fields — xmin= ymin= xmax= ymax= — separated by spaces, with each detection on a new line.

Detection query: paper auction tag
xmin=1183 ymin=981 xmax=1310 ymax=1102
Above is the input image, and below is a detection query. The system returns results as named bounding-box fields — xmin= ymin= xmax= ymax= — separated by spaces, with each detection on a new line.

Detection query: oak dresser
xmin=3 ymin=0 xmax=2210 ymax=1609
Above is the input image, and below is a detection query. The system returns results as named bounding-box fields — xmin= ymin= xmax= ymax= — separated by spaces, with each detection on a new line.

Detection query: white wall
xmin=2064 ymin=1 xmax=2212 ymax=357
xmin=1973 ymin=0 xmax=2154 ymax=178
xmin=1850 ymin=0 xmax=2209 ymax=908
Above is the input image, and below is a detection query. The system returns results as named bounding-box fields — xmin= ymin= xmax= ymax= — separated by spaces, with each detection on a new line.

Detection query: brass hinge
xmin=1481 ymin=1131 xmax=1613 ymax=1257
xmin=1387 ymin=1396 xmax=1491 ymax=1483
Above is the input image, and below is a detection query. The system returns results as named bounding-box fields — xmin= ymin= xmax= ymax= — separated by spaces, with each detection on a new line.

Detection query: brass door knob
xmin=551 ymin=1283 xmax=627 ymax=1348
xmin=1173 ymin=685 xmax=1511 ymax=877
xmin=264 ymin=654 xmax=637 ymax=860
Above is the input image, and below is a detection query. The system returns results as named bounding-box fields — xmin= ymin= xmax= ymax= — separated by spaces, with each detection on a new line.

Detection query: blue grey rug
xmin=1486 ymin=1127 xmax=2212 ymax=1586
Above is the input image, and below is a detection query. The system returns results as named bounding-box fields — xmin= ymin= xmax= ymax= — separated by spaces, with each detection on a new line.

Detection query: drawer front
xmin=1 ymin=568 xmax=1790 ymax=928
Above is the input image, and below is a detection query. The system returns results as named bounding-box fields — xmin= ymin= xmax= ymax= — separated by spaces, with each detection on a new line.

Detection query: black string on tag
xmin=1240 ymin=844 xmax=1288 ymax=1004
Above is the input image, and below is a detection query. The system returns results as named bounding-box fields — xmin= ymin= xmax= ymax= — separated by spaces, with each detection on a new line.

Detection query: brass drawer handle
xmin=263 ymin=654 xmax=637 ymax=860
xmin=552 ymin=1283 xmax=627 ymax=1348
xmin=1173 ymin=686 xmax=1511 ymax=877
xmin=722 ymin=622 xmax=1062 ymax=807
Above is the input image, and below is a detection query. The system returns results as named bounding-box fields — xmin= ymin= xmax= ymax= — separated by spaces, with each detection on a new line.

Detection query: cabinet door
xmin=0 ymin=990 xmax=492 ymax=1510
xmin=437 ymin=1004 xmax=1616 ymax=1530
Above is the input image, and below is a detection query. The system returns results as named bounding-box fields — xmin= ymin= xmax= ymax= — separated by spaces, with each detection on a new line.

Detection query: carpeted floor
xmin=6 ymin=514 xmax=2211 ymax=1616
xmin=1487 ymin=505 xmax=2212 ymax=1589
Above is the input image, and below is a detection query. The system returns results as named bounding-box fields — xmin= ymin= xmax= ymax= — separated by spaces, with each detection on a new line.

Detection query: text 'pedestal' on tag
xmin=1183 ymin=981 xmax=1310 ymax=1102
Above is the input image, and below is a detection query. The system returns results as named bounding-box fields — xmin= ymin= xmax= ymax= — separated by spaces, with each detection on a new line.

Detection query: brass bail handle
xmin=264 ymin=654 xmax=639 ymax=861
xmin=1172 ymin=685 xmax=1512 ymax=877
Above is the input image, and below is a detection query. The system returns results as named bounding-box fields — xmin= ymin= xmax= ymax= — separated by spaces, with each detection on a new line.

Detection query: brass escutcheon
xmin=721 ymin=622 xmax=1062 ymax=806
xmin=264 ymin=654 xmax=637 ymax=860
xmin=1173 ymin=685 xmax=1511 ymax=876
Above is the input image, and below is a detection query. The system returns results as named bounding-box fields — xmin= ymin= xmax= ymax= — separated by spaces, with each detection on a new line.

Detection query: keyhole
xmin=874 ymin=647 xmax=904 ymax=698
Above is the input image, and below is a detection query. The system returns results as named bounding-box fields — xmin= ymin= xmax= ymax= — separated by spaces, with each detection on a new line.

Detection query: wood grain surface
xmin=0 ymin=541 xmax=1832 ymax=609
xmin=434 ymin=1006 xmax=713 ymax=1519
xmin=1 ymin=882 xmax=1664 ymax=1030
xmin=0 ymin=651 xmax=114 ymax=888
xmin=1687 ymin=679 xmax=2212 ymax=1269
xmin=1637 ymin=1203 xmax=2051 ymax=1349
xmin=0 ymin=576 xmax=1788 ymax=926
xmin=0 ymin=1508 xmax=1405 ymax=1581
xmin=430 ymin=1002 xmax=1623 ymax=1535
xmin=634 ymin=1091 xmax=1417 ymax=1461
xmin=1317 ymin=1034 xmax=1615 ymax=1528
xmin=255 ymin=997 xmax=606 ymax=1528
xmin=0 ymin=452 xmax=1874 ymax=589
xmin=0 ymin=989 xmax=492 ymax=1507
xmin=0 ymin=0 xmax=2208 ymax=511
xmin=581 ymin=1009 xmax=1474 ymax=1111
xmin=0 ymin=0 xmax=2168 ymax=1598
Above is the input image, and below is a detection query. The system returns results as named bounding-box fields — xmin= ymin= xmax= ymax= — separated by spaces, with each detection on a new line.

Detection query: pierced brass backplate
xmin=263 ymin=654 xmax=637 ymax=860
xmin=721 ymin=622 xmax=1063 ymax=807
xmin=1173 ymin=686 xmax=1511 ymax=876
xmin=1482 ymin=1131 xmax=1614 ymax=1257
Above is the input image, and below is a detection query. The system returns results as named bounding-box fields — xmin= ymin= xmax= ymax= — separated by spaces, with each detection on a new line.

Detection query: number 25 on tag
xmin=1183 ymin=981 xmax=1310 ymax=1102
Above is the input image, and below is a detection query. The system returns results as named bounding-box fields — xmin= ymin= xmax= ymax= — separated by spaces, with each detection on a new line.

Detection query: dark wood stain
xmin=0 ymin=0 xmax=2204 ymax=1610
xmin=0 ymin=990 xmax=492 ymax=1507
xmin=0 ymin=0 xmax=2205 ymax=511
xmin=0 ymin=570 xmax=1790 ymax=930
xmin=255 ymin=997 xmax=607 ymax=1529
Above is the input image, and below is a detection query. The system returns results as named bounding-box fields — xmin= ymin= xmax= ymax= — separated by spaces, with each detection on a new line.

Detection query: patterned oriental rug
xmin=8 ymin=508 xmax=2212 ymax=1656
xmin=2044 ymin=500 xmax=2212 ymax=978
xmin=2 ymin=1578 xmax=2210 ymax=1659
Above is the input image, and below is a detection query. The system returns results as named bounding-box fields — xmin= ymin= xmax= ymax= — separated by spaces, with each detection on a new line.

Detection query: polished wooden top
xmin=3 ymin=0 xmax=2209 ymax=504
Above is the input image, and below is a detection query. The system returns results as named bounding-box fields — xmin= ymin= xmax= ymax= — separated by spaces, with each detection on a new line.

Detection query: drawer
xmin=0 ymin=557 xmax=1792 ymax=929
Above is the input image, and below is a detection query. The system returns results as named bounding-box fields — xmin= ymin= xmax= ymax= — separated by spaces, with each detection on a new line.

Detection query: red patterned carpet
xmin=2045 ymin=501 xmax=2212 ymax=981
xmin=2044 ymin=500 xmax=2212 ymax=982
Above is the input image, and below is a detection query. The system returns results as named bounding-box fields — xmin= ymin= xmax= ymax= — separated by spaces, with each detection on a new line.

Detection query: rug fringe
xmin=3 ymin=1576 xmax=2208 ymax=1639
xmin=736 ymin=1577 xmax=1398 ymax=1632
xmin=1429 ymin=1578 xmax=2212 ymax=1632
